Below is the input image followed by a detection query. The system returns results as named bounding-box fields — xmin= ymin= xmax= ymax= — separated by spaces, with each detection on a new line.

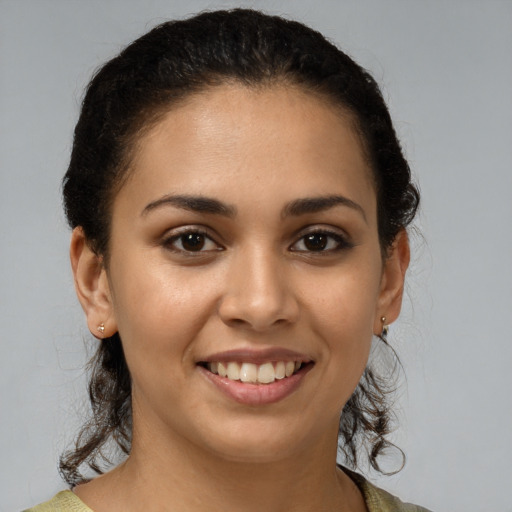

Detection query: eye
xmin=164 ymin=229 xmax=221 ymax=253
xmin=290 ymin=230 xmax=351 ymax=253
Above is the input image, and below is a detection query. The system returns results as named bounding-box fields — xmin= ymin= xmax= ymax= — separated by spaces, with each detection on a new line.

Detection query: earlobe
xmin=70 ymin=227 xmax=117 ymax=339
xmin=374 ymin=229 xmax=410 ymax=334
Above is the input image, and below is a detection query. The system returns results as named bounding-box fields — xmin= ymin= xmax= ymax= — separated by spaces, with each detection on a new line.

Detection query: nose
xmin=218 ymin=246 xmax=300 ymax=332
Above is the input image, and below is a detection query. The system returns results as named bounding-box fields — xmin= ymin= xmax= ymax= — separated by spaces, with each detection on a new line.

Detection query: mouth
xmin=199 ymin=360 xmax=311 ymax=385
xmin=196 ymin=348 xmax=314 ymax=404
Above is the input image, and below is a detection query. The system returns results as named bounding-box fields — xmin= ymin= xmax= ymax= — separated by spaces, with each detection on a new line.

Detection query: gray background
xmin=1 ymin=1 xmax=511 ymax=511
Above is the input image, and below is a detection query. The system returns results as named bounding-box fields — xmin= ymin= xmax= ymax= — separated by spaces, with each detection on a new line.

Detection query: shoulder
xmin=344 ymin=468 xmax=432 ymax=512
xmin=23 ymin=490 xmax=93 ymax=512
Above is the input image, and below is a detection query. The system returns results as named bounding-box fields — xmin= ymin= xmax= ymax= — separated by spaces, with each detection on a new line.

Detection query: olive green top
xmin=24 ymin=474 xmax=431 ymax=512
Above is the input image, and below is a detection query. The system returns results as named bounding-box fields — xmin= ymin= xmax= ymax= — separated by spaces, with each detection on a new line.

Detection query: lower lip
xmin=198 ymin=364 xmax=313 ymax=406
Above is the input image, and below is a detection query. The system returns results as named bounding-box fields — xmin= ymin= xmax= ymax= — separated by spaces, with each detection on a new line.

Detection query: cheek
xmin=306 ymin=259 xmax=382 ymax=396
xmin=309 ymin=255 xmax=382 ymax=334
xmin=108 ymin=266 xmax=218 ymax=419
xmin=109 ymin=257 xmax=220 ymax=366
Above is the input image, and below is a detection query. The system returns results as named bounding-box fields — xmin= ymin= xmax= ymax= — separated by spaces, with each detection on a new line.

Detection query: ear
xmin=70 ymin=227 xmax=117 ymax=339
xmin=373 ymin=229 xmax=410 ymax=335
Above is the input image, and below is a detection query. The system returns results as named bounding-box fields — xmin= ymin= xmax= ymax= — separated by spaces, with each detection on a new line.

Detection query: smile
xmin=205 ymin=361 xmax=305 ymax=384
xmin=197 ymin=349 xmax=314 ymax=405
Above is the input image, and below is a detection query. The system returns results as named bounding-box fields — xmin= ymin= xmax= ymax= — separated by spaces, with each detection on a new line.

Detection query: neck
xmin=121 ymin=441 xmax=356 ymax=512
xmin=74 ymin=418 xmax=366 ymax=512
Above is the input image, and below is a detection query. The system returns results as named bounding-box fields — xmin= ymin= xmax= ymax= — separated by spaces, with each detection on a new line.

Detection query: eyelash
xmin=289 ymin=229 xmax=353 ymax=254
xmin=162 ymin=227 xmax=353 ymax=255
xmin=162 ymin=228 xmax=222 ymax=254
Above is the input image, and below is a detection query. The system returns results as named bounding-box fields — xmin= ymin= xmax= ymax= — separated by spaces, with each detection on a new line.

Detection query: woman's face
xmin=75 ymin=84 xmax=408 ymax=463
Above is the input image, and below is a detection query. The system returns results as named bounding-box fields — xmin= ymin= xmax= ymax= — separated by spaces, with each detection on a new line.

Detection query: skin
xmin=71 ymin=84 xmax=410 ymax=512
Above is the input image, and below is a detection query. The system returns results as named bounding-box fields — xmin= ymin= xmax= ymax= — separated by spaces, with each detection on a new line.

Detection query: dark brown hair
xmin=60 ymin=8 xmax=419 ymax=486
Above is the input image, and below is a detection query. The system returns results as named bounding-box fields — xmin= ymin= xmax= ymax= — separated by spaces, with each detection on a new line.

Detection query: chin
xmin=191 ymin=416 xmax=322 ymax=465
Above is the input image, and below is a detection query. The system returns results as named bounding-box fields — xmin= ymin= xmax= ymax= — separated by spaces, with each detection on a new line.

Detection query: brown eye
xmin=181 ymin=233 xmax=206 ymax=251
xmin=164 ymin=229 xmax=221 ymax=254
xmin=290 ymin=230 xmax=352 ymax=253
xmin=304 ymin=233 xmax=328 ymax=251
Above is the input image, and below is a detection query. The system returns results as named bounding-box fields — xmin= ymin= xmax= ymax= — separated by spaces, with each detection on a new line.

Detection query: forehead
xmin=119 ymin=83 xmax=376 ymax=219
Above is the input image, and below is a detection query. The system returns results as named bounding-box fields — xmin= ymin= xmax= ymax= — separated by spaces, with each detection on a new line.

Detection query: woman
xmin=26 ymin=9 xmax=428 ymax=512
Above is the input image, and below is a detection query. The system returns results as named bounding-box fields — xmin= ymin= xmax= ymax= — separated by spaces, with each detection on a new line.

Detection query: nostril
xmin=223 ymin=317 xmax=253 ymax=329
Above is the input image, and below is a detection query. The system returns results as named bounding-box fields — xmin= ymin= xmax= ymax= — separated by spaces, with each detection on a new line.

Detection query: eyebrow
xmin=141 ymin=194 xmax=237 ymax=218
xmin=282 ymin=195 xmax=367 ymax=223
xmin=141 ymin=193 xmax=366 ymax=223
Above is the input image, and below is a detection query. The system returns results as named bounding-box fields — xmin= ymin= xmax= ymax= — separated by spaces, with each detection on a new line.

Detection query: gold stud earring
xmin=97 ymin=323 xmax=105 ymax=334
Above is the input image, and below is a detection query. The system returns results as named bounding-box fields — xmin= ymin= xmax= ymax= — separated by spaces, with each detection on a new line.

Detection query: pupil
xmin=304 ymin=233 xmax=327 ymax=251
xmin=182 ymin=233 xmax=205 ymax=251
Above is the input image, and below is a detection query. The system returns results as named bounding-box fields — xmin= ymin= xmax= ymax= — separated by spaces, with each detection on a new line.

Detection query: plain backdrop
xmin=1 ymin=1 xmax=511 ymax=511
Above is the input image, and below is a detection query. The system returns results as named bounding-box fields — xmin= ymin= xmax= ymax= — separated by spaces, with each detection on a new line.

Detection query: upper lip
xmin=198 ymin=347 xmax=312 ymax=365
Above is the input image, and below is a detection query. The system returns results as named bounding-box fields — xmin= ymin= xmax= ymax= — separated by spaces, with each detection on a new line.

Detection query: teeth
xmin=240 ymin=362 xmax=258 ymax=383
xmin=257 ymin=362 xmax=275 ymax=384
xmin=275 ymin=361 xmax=286 ymax=379
xmin=227 ymin=362 xmax=240 ymax=380
xmin=218 ymin=362 xmax=228 ymax=378
xmin=206 ymin=360 xmax=306 ymax=384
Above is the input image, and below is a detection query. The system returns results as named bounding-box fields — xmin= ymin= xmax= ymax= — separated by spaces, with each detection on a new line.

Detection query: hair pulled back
xmin=61 ymin=8 xmax=419 ymax=486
